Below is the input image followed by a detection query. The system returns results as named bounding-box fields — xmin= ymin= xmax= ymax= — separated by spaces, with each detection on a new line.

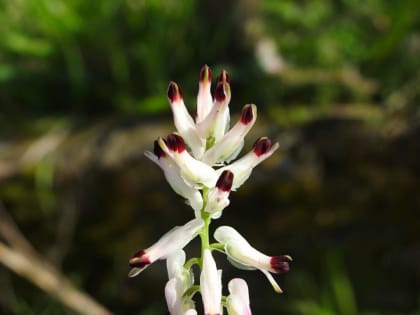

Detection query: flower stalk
xmin=129 ymin=65 xmax=291 ymax=314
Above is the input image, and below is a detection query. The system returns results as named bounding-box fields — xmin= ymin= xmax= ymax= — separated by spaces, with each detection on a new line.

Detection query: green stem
xmin=199 ymin=188 xmax=211 ymax=268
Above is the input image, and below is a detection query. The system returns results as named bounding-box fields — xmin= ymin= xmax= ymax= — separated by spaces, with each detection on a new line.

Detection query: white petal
xmin=168 ymin=82 xmax=205 ymax=158
xmin=217 ymin=140 xmax=279 ymax=190
xmin=200 ymin=250 xmax=222 ymax=315
xmin=214 ymin=226 xmax=272 ymax=271
xmin=165 ymin=278 xmax=179 ymax=314
xmin=196 ymin=65 xmax=213 ymax=124
xmin=147 ymin=151 xmax=203 ymax=212
xmin=158 ymin=136 xmax=218 ymax=188
xmin=166 ymin=250 xmax=186 ymax=280
xmin=151 ymin=218 xmax=204 ymax=260
xmin=204 ymin=188 xmax=230 ymax=219
xmin=226 ymin=278 xmax=252 ymax=315
xmin=197 ymin=81 xmax=231 ymax=144
xmin=202 ymin=104 xmax=257 ymax=165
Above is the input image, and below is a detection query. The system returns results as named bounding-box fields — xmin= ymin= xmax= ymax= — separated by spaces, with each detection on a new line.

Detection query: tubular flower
xmin=214 ymin=226 xmax=292 ymax=293
xmin=128 ymin=218 xmax=204 ymax=277
xmin=200 ymin=250 xmax=222 ymax=315
xmin=226 ymin=278 xmax=252 ymax=315
xmin=202 ymin=104 xmax=257 ymax=165
xmin=168 ymin=81 xmax=204 ymax=158
xmin=196 ymin=65 xmax=213 ymax=124
xmin=204 ymin=170 xmax=234 ymax=219
xmin=216 ymin=137 xmax=279 ymax=191
xmin=145 ymin=140 xmax=203 ymax=212
xmin=158 ymin=133 xmax=218 ymax=188
xmin=165 ymin=251 xmax=196 ymax=315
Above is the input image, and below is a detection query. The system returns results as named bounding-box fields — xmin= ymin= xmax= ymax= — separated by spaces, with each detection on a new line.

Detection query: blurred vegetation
xmin=0 ymin=0 xmax=419 ymax=314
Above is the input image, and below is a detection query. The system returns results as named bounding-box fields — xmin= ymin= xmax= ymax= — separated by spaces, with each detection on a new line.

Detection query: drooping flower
xmin=128 ymin=218 xmax=204 ymax=277
xmin=200 ymin=250 xmax=222 ymax=315
xmin=226 ymin=278 xmax=252 ymax=315
xmin=214 ymin=226 xmax=291 ymax=293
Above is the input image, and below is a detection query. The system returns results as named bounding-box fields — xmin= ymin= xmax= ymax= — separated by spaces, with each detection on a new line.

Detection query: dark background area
xmin=0 ymin=0 xmax=419 ymax=314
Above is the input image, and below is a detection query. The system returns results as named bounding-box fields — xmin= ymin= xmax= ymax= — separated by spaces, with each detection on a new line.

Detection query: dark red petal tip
xmin=240 ymin=104 xmax=255 ymax=125
xmin=200 ymin=64 xmax=212 ymax=83
xmin=253 ymin=137 xmax=272 ymax=156
xmin=129 ymin=249 xmax=151 ymax=268
xmin=153 ymin=140 xmax=166 ymax=159
xmin=167 ymin=81 xmax=183 ymax=103
xmin=214 ymin=82 xmax=227 ymax=102
xmin=270 ymin=255 xmax=292 ymax=274
xmin=217 ymin=70 xmax=230 ymax=84
xmin=216 ymin=170 xmax=234 ymax=192
xmin=166 ymin=133 xmax=186 ymax=153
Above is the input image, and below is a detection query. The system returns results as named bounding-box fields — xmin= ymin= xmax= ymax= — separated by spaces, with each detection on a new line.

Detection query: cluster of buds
xmin=129 ymin=65 xmax=292 ymax=314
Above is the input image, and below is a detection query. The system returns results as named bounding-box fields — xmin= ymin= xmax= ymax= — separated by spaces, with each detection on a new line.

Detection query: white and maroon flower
xmin=214 ymin=226 xmax=291 ymax=293
xmin=202 ymin=104 xmax=257 ymax=165
xmin=168 ymin=81 xmax=205 ymax=158
xmin=158 ymin=133 xmax=218 ymax=188
xmin=128 ymin=218 xmax=204 ymax=277
xmin=216 ymin=137 xmax=279 ymax=191
xmin=196 ymin=65 xmax=213 ymax=124
xmin=204 ymin=170 xmax=234 ymax=219
xmin=145 ymin=140 xmax=203 ymax=212
xmin=226 ymin=278 xmax=252 ymax=315
xmin=196 ymin=80 xmax=231 ymax=146
xmin=200 ymin=249 xmax=222 ymax=315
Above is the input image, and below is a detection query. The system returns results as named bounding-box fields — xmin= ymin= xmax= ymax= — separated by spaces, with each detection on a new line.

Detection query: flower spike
xmin=214 ymin=226 xmax=291 ymax=293
xmin=128 ymin=218 xmax=204 ymax=277
xmin=130 ymin=65 xmax=291 ymax=313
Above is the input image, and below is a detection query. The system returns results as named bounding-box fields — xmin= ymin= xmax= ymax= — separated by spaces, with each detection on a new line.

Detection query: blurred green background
xmin=0 ymin=0 xmax=419 ymax=314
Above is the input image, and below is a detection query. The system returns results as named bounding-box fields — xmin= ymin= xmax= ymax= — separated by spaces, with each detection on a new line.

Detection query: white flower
xmin=145 ymin=140 xmax=203 ymax=212
xmin=196 ymin=80 xmax=231 ymax=146
xmin=165 ymin=251 xmax=195 ymax=315
xmin=201 ymin=104 xmax=257 ymax=165
xmin=168 ymin=81 xmax=205 ymax=158
xmin=216 ymin=137 xmax=279 ymax=191
xmin=214 ymin=226 xmax=291 ymax=293
xmin=196 ymin=65 xmax=213 ymax=125
xmin=158 ymin=133 xmax=218 ymax=188
xmin=200 ymin=249 xmax=222 ymax=315
xmin=204 ymin=170 xmax=234 ymax=219
xmin=128 ymin=218 xmax=204 ymax=277
xmin=226 ymin=278 xmax=252 ymax=315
